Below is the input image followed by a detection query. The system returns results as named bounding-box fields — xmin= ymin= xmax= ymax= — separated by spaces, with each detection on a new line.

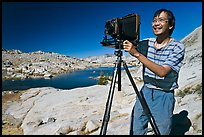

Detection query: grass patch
xmin=2 ymin=90 xmax=27 ymax=135
xmin=110 ymin=113 xmax=129 ymax=122
xmin=2 ymin=90 xmax=26 ymax=111
xmin=2 ymin=124 xmax=23 ymax=135
xmin=176 ymin=83 xmax=202 ymax=98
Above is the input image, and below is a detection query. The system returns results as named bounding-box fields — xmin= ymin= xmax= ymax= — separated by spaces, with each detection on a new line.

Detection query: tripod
xmin=99 ymin=48 xmax=160 ymax=135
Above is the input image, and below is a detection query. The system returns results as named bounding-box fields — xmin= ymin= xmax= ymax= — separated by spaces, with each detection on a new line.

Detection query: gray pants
xmin=130 ymin=85 xmax=175 ymax=135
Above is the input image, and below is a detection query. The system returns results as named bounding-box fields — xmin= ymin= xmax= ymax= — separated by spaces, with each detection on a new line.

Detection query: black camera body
xmin=101 ymin=13 xmax=140 ymax=49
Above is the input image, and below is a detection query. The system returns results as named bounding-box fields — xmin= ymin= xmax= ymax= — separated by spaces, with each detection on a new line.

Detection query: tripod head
xmin=114 ymin=40 xmax=124 ymax=57
xmin=114 ymin=50 xmax=123 ymax=57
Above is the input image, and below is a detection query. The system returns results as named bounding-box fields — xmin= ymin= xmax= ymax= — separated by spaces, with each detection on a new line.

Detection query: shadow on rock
xmin=170 ymin=110 xmax=192 ymax=135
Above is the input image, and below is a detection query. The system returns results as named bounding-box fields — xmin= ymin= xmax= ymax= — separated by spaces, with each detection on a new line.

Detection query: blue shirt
xmin=138 ymin=38 xmax=185 ymax=91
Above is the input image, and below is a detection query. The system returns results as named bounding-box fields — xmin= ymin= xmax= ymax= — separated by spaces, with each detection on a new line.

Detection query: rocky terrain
xmin=2 ymin=50 xmax=99 ymax=80
xmin=2 ymin=49 xmax=138 ymax=81
xmin=2 ymin=25 xmax=202 ymax=135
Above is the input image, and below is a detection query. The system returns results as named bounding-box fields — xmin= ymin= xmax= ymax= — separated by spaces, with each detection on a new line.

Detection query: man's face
xmin=152 ymin=11 xmax=172 ymax=37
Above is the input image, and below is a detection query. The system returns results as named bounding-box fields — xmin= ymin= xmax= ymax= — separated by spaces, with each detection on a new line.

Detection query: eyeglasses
xmin=152 ymin=18 xmax=168 ymax=24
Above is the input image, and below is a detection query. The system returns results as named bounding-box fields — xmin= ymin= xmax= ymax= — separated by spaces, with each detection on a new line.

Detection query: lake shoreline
xmin=2 ymin=66 xmax=137 ymax=92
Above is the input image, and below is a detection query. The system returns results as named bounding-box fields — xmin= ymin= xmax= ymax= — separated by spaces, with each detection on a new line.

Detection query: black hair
xmin=153 ymin=9 xmax=175 ymax=36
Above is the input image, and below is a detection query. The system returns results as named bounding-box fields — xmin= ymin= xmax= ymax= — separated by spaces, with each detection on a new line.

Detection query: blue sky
xmin=2 ymin=2 xmax=202 ymax=58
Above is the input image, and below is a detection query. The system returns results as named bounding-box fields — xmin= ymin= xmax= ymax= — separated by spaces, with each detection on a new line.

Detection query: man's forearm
xmin=133 ymin=53 xmax=170 ymax=77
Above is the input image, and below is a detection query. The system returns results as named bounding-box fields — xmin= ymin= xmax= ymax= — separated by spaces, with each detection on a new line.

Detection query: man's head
xmin=152 ymin=9 xmax=175 ymax=37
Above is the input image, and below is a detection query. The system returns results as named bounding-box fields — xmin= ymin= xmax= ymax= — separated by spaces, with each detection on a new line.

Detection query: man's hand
xmin=123 ymin=40 xmax=140 ymax=57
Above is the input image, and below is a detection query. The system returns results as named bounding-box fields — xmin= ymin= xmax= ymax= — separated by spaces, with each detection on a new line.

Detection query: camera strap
xmin=137 ymin=39 xmax=149 ymax=76
xmin=137 ymin=39 xmax=149 ymax=57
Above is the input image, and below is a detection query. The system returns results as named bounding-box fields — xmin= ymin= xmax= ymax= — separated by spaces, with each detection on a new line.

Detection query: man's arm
xmin=123 ymin=40 xmax=172 ymax=77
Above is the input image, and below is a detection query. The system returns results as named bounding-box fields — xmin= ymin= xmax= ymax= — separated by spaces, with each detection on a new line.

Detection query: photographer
xmin=123 ymin=9 xmax=185 ymax=135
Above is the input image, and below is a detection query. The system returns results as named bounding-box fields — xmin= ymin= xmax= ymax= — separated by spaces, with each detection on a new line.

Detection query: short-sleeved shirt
xmin=137 ymin=38 xmax=185 ymax=91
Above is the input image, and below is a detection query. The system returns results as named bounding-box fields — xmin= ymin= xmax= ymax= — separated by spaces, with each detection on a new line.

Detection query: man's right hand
xmin=123 ymin=40 xmax=140 ymax=57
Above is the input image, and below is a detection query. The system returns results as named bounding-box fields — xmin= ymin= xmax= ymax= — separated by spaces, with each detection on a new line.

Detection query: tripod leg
xmin=100 ymin=58 xmax=120 ymax=135
xmin=118 ymin=56 xmax=122 ymax=91
xmin=122 ymin=61 xmax=160 ymax=135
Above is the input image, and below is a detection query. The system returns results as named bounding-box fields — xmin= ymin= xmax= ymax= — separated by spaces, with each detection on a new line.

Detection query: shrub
xmin=97 ymin=71 xmax=112 ymax=85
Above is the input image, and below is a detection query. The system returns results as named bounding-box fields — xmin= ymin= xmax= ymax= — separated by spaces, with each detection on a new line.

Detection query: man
xmin=123 ymin=9 xmax=185 ymax=135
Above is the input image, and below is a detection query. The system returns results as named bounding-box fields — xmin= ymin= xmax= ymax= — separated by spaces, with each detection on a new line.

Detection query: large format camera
xmin=101 ymin=13 xmax=140 ymax=49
